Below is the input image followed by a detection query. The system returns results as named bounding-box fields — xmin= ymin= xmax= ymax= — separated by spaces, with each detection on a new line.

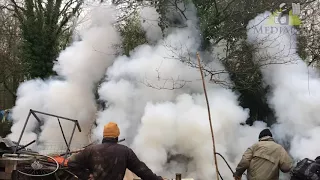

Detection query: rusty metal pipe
xmin=118 ymin=138 xmax=125 ymax=143
xmin=15 ymin=140 xmax=36 ymax=152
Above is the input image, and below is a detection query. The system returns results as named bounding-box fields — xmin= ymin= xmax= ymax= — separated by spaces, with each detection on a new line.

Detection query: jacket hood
xmin=259 ymin=136 xmax=274 ymax=142
xmin=102 ymin=137 xmax=118 ymax=144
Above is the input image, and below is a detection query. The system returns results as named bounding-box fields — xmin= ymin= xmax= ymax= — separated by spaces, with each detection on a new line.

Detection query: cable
xmin=215 ymin=152 xmax=234 ymax=174
xmin=215 ymin=152 xmax=247 ymax=179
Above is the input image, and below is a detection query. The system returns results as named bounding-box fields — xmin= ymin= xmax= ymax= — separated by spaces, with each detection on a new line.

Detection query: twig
xmin=196 ymin=52 xmax=220 ymax=180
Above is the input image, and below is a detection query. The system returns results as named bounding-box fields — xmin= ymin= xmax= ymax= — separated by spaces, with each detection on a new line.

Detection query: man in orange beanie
xmin=68 ymin=122 xmax=163 ymax=180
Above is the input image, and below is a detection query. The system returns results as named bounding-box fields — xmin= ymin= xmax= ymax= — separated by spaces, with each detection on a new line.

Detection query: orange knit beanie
xmin=103 ymin=122 xmax=120 ymax=138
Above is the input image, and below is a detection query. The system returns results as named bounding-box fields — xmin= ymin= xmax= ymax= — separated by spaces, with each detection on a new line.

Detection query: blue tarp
xmin=0 ymin=109 xmax=12 ymax=122
xmin=0 ymin=110 xmax=3 ymax=120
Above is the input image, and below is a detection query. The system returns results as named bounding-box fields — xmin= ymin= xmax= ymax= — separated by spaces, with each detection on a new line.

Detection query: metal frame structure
xmin=14 ymin=109 xmax=82 ymax=165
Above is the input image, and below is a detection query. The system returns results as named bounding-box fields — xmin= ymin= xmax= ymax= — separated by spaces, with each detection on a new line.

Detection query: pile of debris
xmin=0 ymin=137 xmax=38 ymax=179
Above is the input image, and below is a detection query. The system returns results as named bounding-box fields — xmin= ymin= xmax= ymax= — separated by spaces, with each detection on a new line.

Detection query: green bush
xmin=0 ymin=120 xmax=13 ymax=137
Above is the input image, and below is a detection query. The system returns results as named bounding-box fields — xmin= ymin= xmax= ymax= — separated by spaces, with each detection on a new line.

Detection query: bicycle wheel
xmin=15 ymin=154 xmax=59 ymax=177
xmin=2 ymin=153 xmax=34 ymax=161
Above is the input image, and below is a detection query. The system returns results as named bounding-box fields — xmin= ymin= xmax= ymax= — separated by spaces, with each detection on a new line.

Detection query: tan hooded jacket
xmin=234 ymin=136 xmax=293 ymax=180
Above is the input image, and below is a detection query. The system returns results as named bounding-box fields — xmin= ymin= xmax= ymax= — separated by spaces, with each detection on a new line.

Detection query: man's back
xmin=68 ymin=138 xmax=161 ymax=180
xmin=234 ymin=136 xmax=292 ymax=180
xmin=86 ymin=141 xmax=129 ymax=179
xmin=247 ymin=137 xmax=292 ymax=180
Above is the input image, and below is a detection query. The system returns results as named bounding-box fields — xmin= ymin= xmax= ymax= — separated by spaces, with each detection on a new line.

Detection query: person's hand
xmin=234 ymin=176 xmax=241 ymax=180
xmin=88 ymin=174 xmax=94 ymax=180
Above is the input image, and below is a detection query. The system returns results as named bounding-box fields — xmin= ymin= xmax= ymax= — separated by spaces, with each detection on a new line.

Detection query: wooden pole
xmin=176 ymin=173 xmax=182 ymax=180
xmin=196 ymin=52 xmax=220 ymax=180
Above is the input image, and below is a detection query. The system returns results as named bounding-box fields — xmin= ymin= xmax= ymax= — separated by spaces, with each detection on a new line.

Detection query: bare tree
xmin=118 ymin=0 xmax=317 ymax=125
xmin=298 ymin=1 xmax=320 ymax=67
xmin=0 ymin=0 xmax=22 ymax=108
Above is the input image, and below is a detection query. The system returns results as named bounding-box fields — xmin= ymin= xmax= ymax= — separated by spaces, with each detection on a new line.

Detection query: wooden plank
xmin=5 ymin=165 xmax=15 ymax=173
xmin=0 ymin=171 xmax=11 ymax=180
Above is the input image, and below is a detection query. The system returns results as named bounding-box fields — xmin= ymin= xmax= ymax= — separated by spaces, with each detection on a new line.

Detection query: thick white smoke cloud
xmin=247 ymin=12 xmax=320 ymax=161
xmin=7 ymin=2 xmax=291 ymax=179
xmin=8 ymin=5 xmax=120 ymax=153
xmin=95 ymin=3 xmax=266 ymax=180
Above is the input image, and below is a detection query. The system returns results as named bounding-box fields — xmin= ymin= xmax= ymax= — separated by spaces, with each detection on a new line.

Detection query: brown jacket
xmin=234 ymin=136 xmax=293 ymax=180
xmin=67 ymin=138 xmax=162 ymax=180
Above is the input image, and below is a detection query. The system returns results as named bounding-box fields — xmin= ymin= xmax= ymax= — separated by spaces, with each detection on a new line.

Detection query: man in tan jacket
xmin=234 ymin=129 xmax=293 ymax=180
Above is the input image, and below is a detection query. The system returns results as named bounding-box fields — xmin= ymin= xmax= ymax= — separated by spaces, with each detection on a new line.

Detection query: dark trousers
xmin=290 ymin=175 xmax=302 ymax=180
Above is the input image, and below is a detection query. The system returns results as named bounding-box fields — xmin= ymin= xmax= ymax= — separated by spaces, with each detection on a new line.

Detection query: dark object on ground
xmin=290 ymin=158 xmax=320 ymax=180
xmin=0 ymin=109 xmax=83 ymax=180
xmin=0 ymin=136 xmax=37 ymax=156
